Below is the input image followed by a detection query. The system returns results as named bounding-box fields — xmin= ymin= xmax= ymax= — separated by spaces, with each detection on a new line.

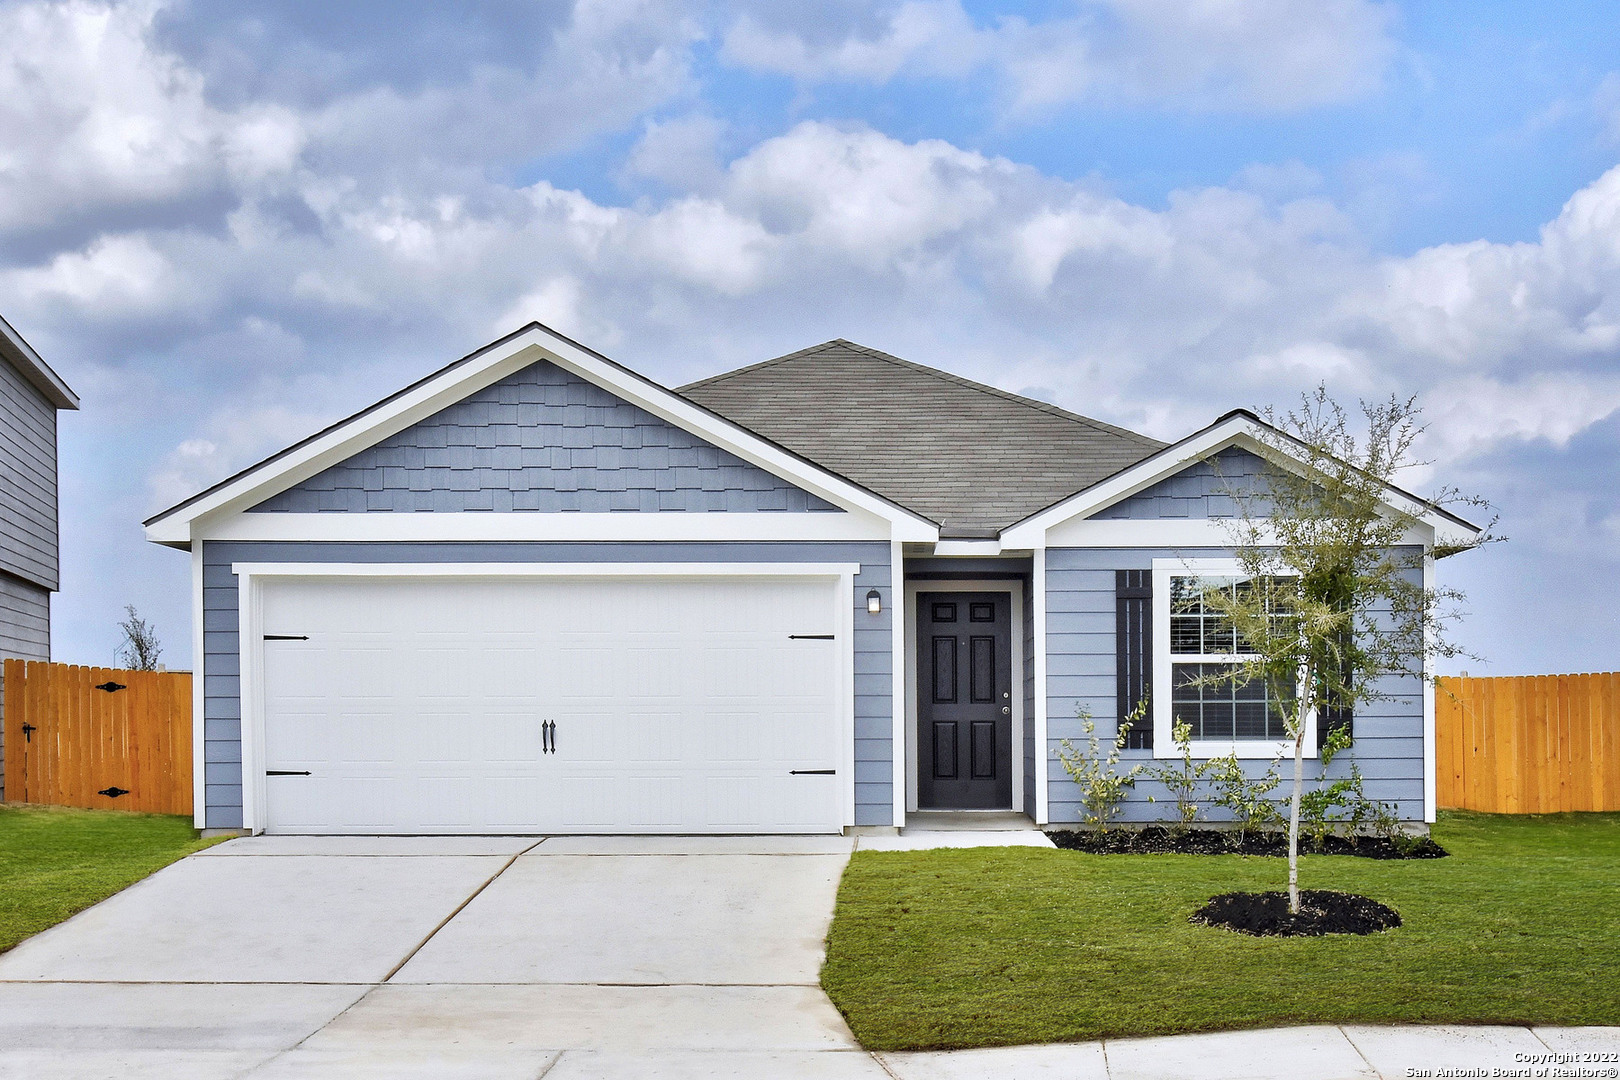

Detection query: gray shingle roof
xmin=680 ymin=340 xmax=1166 ymax=538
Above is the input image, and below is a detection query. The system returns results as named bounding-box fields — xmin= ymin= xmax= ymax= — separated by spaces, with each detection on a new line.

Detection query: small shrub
xmin=1144 ymin=718 xmax=1213 ymax=835
xmin=1056 ymin=700 xmax=1145 ymax=832
xmin=1207 ymin=753 xmax=1282 ymax=848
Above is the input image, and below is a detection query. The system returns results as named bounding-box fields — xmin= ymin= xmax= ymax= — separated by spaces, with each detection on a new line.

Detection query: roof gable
xmin=0 ymin=312 xmax=77 ymax=411
xmin=1000 ymin=410 xmax=1483 ymax=550
xmin=145 ymin=324 xmax=938 ymax=546
xmin=251 ymin=358 xmax=839 ymax=514
xmin=681 ymin=340 xmax=1165 ymax=538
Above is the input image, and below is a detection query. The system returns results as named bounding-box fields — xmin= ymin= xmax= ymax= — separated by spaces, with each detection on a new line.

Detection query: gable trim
xmin=196 ymin=511 xmax=895 ymax=544
xmin=0 ymin=312 xmax=77 ymax=410
xmin=999 ymin=411 xmax=1483 ymax=551
xmin=145 ymin=323 xmax=940 ymax=546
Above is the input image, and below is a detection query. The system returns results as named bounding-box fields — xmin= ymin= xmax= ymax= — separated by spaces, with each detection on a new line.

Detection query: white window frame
xmin=1151 ymin=557 xmax=1314 ymax=761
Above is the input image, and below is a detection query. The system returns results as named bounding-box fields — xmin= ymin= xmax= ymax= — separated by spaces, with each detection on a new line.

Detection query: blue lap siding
xmin=200 ymin=540 xmax=893 ymax=829
xmin=1044 ymin=545 xmax=1426 ymax=824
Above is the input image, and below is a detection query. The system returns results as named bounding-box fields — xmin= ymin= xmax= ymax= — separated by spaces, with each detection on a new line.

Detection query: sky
xmin=4 ymin=0 xmax=1620 ymax=675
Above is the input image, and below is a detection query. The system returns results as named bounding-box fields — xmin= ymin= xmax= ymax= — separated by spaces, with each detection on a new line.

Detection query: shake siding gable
xmin=1095 ymin=446 xmax=1269 ymax=521
xmin=250 ymin=358 xmax=841 ymax=514
xmin=199 ymin=540 xmax=894 ymax=829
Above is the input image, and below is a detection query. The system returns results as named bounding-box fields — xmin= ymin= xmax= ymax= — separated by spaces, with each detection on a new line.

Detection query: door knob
xmin=1001 ymin=706 xmax=1011 ymax=715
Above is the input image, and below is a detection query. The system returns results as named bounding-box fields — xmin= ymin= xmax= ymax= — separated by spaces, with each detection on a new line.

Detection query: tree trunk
xmin=1288 ymin=726 xmax=1304 ymax=913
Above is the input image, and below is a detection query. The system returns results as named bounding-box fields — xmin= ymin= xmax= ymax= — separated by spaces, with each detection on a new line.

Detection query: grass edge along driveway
xmin=0 ymin=804 xmax=224 ymax=954
xmin=821 ymin=811 xmax=1620 ymax=1051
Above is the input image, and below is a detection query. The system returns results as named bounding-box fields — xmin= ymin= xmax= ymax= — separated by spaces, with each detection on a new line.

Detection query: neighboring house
xmin=144 ymin=325 xmax=1480 ymax=835
xmin=0 ymin=314 xmax=79 ymax=802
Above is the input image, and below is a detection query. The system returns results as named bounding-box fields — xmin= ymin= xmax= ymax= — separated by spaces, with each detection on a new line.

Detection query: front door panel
xmin=917 ymin=592 xmax=1012 ymax=809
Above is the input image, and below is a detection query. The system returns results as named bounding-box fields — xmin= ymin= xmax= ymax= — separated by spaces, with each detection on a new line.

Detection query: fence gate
xmin=2 ymin=660 xmax=192 ymax=815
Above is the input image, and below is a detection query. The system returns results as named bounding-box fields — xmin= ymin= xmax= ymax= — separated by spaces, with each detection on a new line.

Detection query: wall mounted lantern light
xmin=866 ymin=589 xmax=882 ymax=615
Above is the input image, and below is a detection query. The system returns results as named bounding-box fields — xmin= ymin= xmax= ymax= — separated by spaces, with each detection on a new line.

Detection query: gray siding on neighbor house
xmin=0 ymin=572 xmax=50 ymax=801
xmin=1096 ymin=446 xmax=1269 ymax=521
xmin=1044 ymin=545 xmax=1425 ymax=824
xmin=251 ymin=359 xmax=840 ymax=514
xmin=1 ymin=348 xmax=60 ymax=804
xmin=0 ymin=354 xmax=60 ymax=591
xmin=199 ymin=541 xmax=893 ymax=830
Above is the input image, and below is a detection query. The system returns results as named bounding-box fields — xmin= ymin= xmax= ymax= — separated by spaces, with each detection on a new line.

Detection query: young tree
xmin=116 ymin=605 xmax=163 ymax=671
xmin=1195 ymin=388 xmax=1492 ymax=912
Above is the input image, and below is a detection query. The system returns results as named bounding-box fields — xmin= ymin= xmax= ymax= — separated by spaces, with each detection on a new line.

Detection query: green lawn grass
xmin=0 ymin=804 xmax=223 ymax=954
xmin=821 ymin=811 xmax=1620 ymax=1050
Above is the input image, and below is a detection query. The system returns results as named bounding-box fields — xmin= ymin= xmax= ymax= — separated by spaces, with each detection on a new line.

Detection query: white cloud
xmin=718 ymin=0 xmax=1397 ymax=114
xmin=2 ymin=233 xmax=184 ymax=314
xmin=0 ymin=0 xmax=304 ymax=232
xmin=1423 ymin=373 xmax=1620 ymax=461
xmin=1366 ymin=164 xmax=1620 ymax=367
xmin=623 ymin=113 xmax=728 ymax=193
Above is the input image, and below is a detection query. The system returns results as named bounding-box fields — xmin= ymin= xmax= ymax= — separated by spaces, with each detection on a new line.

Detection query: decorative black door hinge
xmin=263 ymin=635 xmax=308 ymax=641
xmin=789 ymin=769 xmax=837 ymax=775
xmin=789 ymin=634 xmax=835 ymax=640
xmin=266 ymin=770 xmax=311 ymax=776
xmin=98 ymin=786 xmax=129 ymax=798
xmin=20 ymin=722 xmax=35 ymax=742
xmin=95 ymin=681 xmax=127 ymax=693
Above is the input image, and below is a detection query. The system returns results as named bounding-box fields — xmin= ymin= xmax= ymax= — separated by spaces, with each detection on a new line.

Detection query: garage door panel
xmin=258 ymin=573 xmax=845 ymax=834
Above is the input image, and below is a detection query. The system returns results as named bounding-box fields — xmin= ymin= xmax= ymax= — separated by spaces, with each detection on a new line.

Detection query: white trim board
xmin=902 ymin=579 xmax=1026 ymax=817
xmin=1001 ymin=414 xmax=1481 ymax=551
xmin=190 ymin=546 xmax=206 ymax=829
xmin=147 ymin=323 xmax=938 ymax=547
xmin=199 ymin=510 xmax=893 ymax=544
xmin=889 ymin=539 xmax=906 ymax=828
xmin=230 ymin=560 xmax=861 ymax=834
xmin=1044 ymin=517 xmax=1434 ymax=550
xmin=1033 ymin=548 xmax=1049 ymax=824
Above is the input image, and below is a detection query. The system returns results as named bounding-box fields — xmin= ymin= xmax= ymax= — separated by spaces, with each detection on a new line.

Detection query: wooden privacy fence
xmin=1436 ymin=673 xmax=1620 ymax=814
xmin=2 ymin=660 xmax=192 ymax=815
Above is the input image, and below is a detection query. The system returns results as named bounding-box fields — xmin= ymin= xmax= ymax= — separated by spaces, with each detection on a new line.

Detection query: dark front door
xmin=917 ymin=592 xmax=1012 ymax=809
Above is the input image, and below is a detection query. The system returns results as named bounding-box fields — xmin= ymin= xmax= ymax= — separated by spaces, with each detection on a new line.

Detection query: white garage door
xmin=255 ymin=573 xmax=846 ymax=834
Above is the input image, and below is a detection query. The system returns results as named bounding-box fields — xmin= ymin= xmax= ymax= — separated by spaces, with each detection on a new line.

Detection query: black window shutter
xmin=1116 ymin=570 xmax=1152 ymax=749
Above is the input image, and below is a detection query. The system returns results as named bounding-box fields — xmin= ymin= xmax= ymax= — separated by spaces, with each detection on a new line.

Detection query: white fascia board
xmin=195 ymin=510 xmax=894 ymax=544
xmin=1001 ymin=416 xmax=1479 ymax=550
xmin=1046 ymin=517 xmax=1435 ymax=550
xmin=147 ymin=325 xmax=937 ymax=546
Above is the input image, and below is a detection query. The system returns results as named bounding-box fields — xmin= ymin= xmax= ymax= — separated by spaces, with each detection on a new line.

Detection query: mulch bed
xmin=1044 ymin=826 xmax=1447 ymax=859
xmin=1190 ymin=889 xmax=1402 ymax=936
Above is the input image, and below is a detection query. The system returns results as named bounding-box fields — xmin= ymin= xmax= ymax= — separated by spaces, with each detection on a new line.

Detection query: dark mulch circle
xmin=1044 ymin=826 xmax=1447 ymax=860
xmin=1190 ymin=889 xmax=1402 ymax=937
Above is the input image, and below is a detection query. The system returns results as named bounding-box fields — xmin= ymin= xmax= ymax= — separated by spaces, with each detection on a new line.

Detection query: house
xmin=144 ymin=325 xmax=1480 ymax=835
xmin=1 ymin=314 xmax=79 ymax=802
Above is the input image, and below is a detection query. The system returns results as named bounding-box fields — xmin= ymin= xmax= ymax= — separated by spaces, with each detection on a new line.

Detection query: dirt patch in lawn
xmin=1191 ymin=889 xmax=1402 ymax=937
xmin=1045 ymin=826 xmax=1447 ymax=859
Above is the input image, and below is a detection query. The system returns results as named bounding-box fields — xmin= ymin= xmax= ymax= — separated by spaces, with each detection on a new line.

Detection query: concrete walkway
xmin=0 ymin=834 xmax=1612 ymax=1079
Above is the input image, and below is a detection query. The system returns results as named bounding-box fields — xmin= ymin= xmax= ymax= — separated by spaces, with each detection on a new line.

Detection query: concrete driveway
xmin=0 ymin=834 xmax=879 ymax=1079
xmin=3 ymin=833 xmax=1613 ymax=1080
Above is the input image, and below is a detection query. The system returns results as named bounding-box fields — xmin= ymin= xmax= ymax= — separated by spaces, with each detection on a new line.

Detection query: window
xmin=1151 ymin=558 xmax=1312 ymax=759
